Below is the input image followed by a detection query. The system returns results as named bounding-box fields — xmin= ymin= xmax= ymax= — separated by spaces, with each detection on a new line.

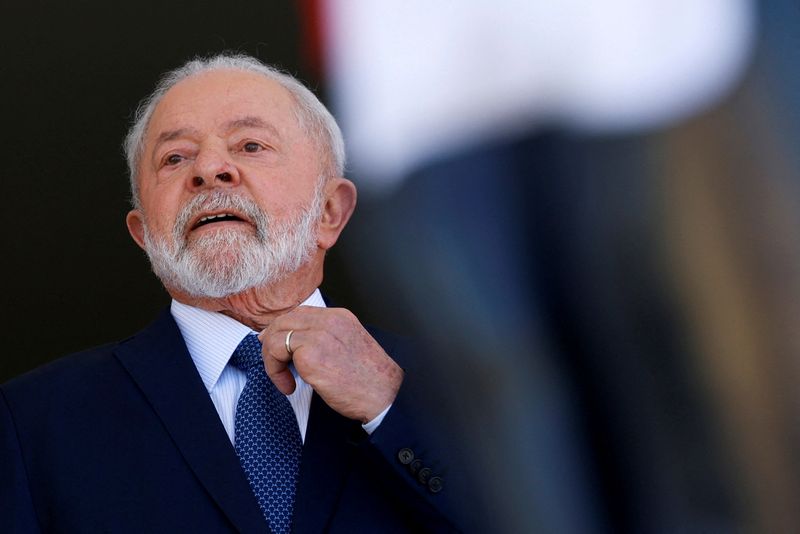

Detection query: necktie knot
xmin=229 ymin=334 xmax=264 ymax=372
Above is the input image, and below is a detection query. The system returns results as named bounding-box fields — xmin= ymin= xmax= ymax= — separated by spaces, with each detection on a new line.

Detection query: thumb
xmin=264 ymin=356 xmax=297 ymax=395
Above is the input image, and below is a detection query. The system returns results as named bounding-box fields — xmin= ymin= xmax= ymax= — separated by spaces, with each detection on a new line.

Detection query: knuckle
xmin=329 ymin=308 xmax=355 ymax=329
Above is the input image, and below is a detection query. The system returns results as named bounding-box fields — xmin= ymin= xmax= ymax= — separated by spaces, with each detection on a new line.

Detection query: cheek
xmin=141 ymin=199 xmax=181 ymax=237
xmin=139 ymin=177 xmax=185 ymax=219
xmin=246 ymin=184 xmax=296 ymax=218
xmin=139 ymin=167 xmax=187 ymax=205
xmin=247 ymin=177 xmax=318 ymax=216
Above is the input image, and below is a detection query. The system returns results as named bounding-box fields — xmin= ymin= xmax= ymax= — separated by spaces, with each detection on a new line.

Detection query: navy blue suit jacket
xmin=1 ymin=310 xmax=469 ymax=533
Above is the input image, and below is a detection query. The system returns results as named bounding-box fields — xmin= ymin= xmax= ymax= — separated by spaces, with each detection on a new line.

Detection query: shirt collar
xmin=171 ymin=288 xmax=326 ymax=392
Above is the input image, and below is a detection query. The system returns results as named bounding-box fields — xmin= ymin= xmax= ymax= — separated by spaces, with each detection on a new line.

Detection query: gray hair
xmin=123 ymin=53 xmax=346 ymax=208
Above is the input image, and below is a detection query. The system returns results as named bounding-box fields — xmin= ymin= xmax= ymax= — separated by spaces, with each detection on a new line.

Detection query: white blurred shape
xmin=325 ymin=0 xmax=756 ymax=192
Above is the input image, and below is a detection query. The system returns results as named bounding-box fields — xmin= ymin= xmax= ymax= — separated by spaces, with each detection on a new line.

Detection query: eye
xmin=163 ymin=153 xmax=185 ymax=166
xmin=242 ymin=141 xmax=263 ymax=153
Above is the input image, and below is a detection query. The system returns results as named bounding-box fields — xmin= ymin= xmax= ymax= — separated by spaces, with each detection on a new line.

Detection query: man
xmin=1 ymin=55 xmax=470 ymax=533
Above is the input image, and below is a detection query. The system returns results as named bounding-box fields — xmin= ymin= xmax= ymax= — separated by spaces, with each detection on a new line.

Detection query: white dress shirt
xmin=171 ymin=289 xmax=388 ymax=444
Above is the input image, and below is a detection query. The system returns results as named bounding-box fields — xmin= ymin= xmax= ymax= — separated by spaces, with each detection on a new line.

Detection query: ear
xmin=317 ymin=177 xmax=357 ymax=250
xmin=126 ymin=209 xmax=147 ymax=250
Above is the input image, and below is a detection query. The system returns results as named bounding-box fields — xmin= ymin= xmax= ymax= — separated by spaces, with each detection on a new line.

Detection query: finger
xmin=263 ymin=351 xmax=297 ymax=395
xmin=258 ymin=328 xmax=297 ymax=363
xmin=259 ymin=331 xmax=297 ymax=395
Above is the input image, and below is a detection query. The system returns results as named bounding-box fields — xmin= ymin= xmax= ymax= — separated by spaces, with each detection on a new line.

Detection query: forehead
xmin=145 ymin=69 xmax=300 ymax=144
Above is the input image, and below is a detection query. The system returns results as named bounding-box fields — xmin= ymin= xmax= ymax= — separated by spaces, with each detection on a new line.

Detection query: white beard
xmin=142 ymin=186 xmax=322 ymax=298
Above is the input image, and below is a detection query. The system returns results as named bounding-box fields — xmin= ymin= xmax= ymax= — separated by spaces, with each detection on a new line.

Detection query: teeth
xmin=199 ymin=213 xmax=234 ymax=223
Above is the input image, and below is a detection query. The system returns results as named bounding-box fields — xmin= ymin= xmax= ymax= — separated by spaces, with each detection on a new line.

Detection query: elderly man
xmin=1 ymin=55 xmax=467 ymax=533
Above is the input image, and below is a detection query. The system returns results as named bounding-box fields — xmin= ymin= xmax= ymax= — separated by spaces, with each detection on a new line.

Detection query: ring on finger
xmin=285 ymin=329 xmax=295 ymax=356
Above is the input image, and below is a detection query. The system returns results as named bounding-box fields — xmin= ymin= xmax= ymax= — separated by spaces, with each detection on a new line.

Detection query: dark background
xmin=0 ymin=3 xmax=367 ymax=381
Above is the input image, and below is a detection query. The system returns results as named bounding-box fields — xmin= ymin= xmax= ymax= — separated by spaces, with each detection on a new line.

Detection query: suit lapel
xmin=114 ymin=310 xmax=268 ymax=533
xmin=292 ymin=392 xmax=363 ymax=534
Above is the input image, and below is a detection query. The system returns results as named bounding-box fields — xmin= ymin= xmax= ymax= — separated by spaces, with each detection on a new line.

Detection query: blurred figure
xmin=325 ymin=0 xmax=754 ymax=193
xmin=303 ymin=0 xmax=800 ymax=531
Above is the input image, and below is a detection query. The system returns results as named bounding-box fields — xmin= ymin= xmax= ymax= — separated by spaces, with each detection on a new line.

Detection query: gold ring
xmin=285 ymin=330 xmax=295 ymax=356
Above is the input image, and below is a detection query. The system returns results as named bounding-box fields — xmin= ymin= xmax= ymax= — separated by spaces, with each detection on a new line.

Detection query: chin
xmin=193 ymin=247 xmax=248 ymax=268
xmin=146 ymin=221 xmax=314 ymax=300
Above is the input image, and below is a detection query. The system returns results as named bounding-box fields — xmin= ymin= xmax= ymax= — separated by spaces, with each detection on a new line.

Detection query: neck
xmin=169 ymin=256 xmax=324 ymax=331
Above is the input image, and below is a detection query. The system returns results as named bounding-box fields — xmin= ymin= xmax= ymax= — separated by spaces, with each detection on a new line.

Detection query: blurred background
xmin=3 ymin=1 xmax=800 ymax=532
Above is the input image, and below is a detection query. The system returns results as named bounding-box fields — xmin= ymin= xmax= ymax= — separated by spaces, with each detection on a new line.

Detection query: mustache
xmin=173 ymin=190 xmax=269 ymax=242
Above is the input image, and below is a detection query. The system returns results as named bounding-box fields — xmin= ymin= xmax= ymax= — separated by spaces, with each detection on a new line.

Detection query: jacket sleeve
xmin=0 ymin=388 xmax=41 ymax=533
xmin=363 ymin=345 xmax=489 ymax=534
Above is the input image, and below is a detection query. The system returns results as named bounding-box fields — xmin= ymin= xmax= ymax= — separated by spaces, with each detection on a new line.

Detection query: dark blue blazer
xmin=1 ymin=310 xmax=469 ymax=533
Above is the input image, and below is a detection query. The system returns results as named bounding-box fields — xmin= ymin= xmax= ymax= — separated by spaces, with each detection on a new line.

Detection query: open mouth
xmin=191 ymin=212 xmax=247 ymax=230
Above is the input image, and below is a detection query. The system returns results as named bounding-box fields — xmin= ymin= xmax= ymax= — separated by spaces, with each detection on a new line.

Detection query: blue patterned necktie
xmin=230 ymin=334 xmax=302 ymax=534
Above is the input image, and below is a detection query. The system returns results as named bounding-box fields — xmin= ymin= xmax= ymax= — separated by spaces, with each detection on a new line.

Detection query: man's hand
xmin=258 ymin=306 xmax=404 ymax=423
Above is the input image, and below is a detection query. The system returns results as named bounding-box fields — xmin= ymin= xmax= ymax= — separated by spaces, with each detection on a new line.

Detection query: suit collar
xmin=113 ymin=309 xmax=269 ymax=533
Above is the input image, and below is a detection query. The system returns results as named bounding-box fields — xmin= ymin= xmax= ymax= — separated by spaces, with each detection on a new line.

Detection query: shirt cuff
xmin=361 ymin=403 xmax=393 ymax=435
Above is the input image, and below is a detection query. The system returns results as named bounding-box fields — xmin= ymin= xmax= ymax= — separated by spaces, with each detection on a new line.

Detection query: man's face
xmin=129 ymin=69 xmax=325 ymax=297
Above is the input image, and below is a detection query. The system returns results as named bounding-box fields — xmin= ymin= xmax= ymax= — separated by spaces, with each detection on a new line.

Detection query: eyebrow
xmin=153 ymin=127 xmax=201 ymax=151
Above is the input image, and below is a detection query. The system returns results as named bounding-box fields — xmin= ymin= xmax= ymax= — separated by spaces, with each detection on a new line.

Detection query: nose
xmin=189 ymin=145 xmax=240 ymax=190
